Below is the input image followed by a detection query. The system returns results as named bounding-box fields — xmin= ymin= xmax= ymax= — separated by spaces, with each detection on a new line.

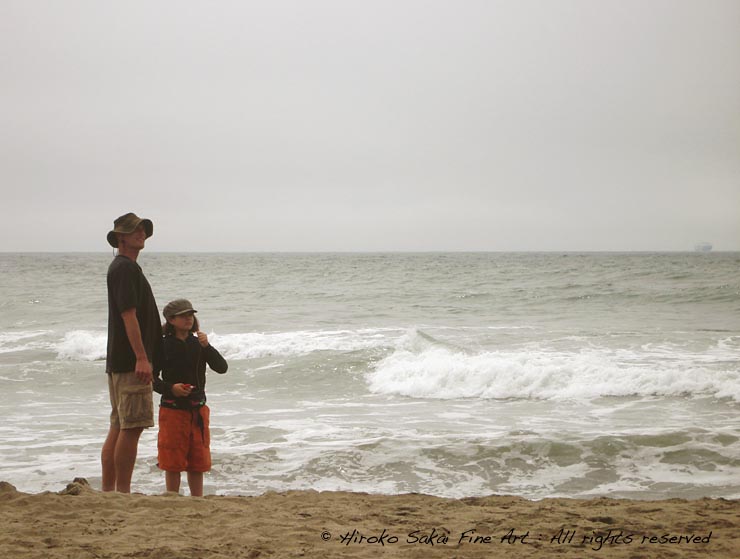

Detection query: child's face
xmin=169 ymin=312 xmax=195 ymax=332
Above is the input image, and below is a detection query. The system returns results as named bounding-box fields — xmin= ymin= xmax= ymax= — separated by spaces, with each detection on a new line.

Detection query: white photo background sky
xmin=1 ymin=0 xmax=738 ymax=251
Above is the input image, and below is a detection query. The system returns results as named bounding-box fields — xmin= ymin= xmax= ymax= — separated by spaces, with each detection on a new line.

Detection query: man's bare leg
xmin=114 ymin=427 xmax=144 ymax=493
xmin=101 ymin=426 xmax=120 ymax=492
xmin=165 ymin=471 xmax=181 ymax=493
xmin=187 ymin=472 xmax=204 ymax=497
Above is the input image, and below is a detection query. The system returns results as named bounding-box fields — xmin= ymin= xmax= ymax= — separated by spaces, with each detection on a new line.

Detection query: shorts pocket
xmin=120 ymin=384 xmax=153 ymax=426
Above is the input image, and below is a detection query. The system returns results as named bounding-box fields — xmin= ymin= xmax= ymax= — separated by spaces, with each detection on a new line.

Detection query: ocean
xmin=0 ymin=252 xmax=738 ymax=499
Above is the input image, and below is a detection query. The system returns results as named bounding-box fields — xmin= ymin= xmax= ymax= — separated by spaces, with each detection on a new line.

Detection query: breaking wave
xmin=366 ymin=330 xmax=740 ymax=402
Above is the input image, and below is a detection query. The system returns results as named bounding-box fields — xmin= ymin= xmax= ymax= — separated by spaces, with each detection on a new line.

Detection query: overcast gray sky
xmin=1 ymin=0 xmax=738 ymax=251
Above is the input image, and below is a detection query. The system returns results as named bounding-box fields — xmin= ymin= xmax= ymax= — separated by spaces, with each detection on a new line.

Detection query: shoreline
xmin=2 ymin=479 xmax=738 ymax=558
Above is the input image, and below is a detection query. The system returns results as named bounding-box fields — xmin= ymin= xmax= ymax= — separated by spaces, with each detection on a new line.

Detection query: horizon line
xmin=1 ymin=249 xmax=738 ymax=255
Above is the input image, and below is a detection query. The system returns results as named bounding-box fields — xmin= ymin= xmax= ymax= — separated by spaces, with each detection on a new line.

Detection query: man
xmin=102 ymin=212 xmax=161 ymax=492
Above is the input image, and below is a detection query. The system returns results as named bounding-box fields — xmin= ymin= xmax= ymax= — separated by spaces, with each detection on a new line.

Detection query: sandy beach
xmin=1 ymin=479 xmax=737 ymax=559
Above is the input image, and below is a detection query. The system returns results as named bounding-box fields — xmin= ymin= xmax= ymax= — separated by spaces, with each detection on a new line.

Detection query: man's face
xmin=119 ymin=224 xmax=147 ymax=250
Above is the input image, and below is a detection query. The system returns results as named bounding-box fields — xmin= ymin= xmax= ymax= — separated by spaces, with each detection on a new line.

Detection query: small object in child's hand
xmin=183 ymin=384 xmax=193 ymax=390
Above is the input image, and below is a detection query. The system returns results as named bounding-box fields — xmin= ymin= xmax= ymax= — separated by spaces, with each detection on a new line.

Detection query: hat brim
xmin=165 ymin=308 xmax=198 ymax=319
xmin=173 ymin=308 xmax=198 ymax=316
xmin=107 ymin=218 xmax=154 ymax=248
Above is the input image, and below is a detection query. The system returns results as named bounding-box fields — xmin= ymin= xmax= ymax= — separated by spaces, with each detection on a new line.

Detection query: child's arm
xmin=152 ymin=368 xmax=175 ymax=398
xmin=151 ymin=337 xmax=167 ymax=395
xmin=195 ymin=332 xmax=228 ymax=374
xmin=152 ymin=372 xmax=165 ymax=395
xmin=204 ymin=345 xmax=228 ymax=374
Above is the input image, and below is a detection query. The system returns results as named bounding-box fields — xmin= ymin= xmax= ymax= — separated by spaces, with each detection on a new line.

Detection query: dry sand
xmin=1 ymin=479 xmax=737 ymax=558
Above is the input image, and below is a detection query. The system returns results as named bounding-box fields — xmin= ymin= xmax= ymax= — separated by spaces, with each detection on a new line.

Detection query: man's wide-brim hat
xmin=107 ymin=212 xmax=153 ymax=248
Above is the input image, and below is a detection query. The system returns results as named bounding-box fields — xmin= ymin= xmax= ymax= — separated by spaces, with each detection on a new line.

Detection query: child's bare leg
xmin=165 ymin=471 xmax=181 ymax=493
xmin=187 ymin=472 xmax=203 ymax=497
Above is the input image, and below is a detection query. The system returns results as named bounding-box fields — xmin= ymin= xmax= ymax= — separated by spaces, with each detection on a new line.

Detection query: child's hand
xmin=172 ymin=383 xmax=193 ymax=398
xmin=196 ymin=331 xmax=209 ymax=347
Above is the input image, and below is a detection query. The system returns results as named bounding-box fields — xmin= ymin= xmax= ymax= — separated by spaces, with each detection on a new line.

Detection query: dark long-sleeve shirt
xmin=153 ymin=333 xmax=228 ymax=408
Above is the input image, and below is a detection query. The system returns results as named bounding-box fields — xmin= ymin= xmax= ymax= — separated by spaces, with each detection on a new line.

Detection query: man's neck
xmin=117 ymin=247 xmax=140 ymax=261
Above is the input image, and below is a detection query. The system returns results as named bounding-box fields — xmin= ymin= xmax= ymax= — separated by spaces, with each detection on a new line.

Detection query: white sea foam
xmin=0 ymin=331 xmax=49 ymax=354
xmin=366 ymin=330 xmax=740 ymax=402
xmin=54 ymin=331 xmax=107 ymax=361
xmin=47 ymin=328 xmax=396 ymax=362
xmin=211 ymin=329 xmax=394 ymax=359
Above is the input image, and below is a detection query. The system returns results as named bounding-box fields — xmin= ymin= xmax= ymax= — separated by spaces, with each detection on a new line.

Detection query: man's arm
xmin=121 ymin=308 xmax=153 ymax=384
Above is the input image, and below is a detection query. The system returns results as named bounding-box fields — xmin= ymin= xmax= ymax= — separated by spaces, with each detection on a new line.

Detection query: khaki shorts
xmin=108 ymin=372 xmax=154 ymax=430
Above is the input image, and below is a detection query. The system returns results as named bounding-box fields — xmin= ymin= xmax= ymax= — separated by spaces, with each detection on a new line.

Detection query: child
xmin=153 ymin=298 xmax=228 ymax=496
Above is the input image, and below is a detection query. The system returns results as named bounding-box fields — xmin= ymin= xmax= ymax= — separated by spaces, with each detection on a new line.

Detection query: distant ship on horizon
xmin=694 ymin=242 xmax=713 ymax=252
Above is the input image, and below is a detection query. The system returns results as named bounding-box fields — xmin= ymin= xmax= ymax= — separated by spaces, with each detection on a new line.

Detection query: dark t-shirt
xmin=105 ymin=255 xmax=161 ymax=373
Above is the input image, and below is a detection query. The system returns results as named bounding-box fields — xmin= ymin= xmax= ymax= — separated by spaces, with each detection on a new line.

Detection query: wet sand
xmin=1 ymin=479 xmax=737 ymax=558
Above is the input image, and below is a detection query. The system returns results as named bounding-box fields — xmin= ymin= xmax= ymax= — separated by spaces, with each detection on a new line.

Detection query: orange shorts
xmin=157 ymin=405 xmax=211 ymax=473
